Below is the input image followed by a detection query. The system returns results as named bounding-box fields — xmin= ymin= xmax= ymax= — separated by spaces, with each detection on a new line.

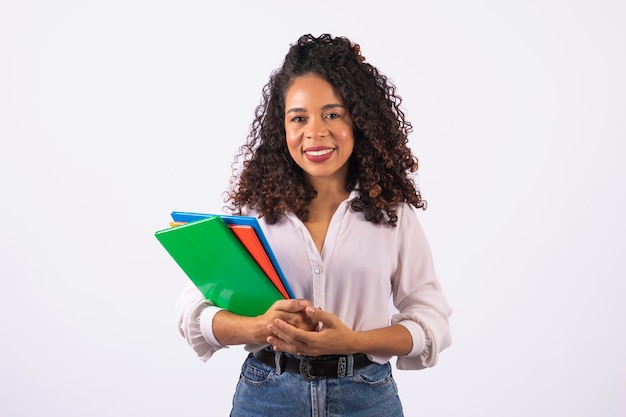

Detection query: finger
xmin=267 ymin=336 xmax=301 ymax=355
xmin=305 ymin=306 xmax=331 ymax=325
xmin=273 ymin=298 xmax=312 ymax=313
xmin=268 ymin=319 xmax=306 ymax=345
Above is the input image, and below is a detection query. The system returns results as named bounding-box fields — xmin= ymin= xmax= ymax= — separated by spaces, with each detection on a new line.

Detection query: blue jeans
xmin=230 ymin=352 xmax=404 ymax=417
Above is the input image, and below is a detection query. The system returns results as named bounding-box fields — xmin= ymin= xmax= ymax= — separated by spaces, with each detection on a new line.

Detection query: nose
xmin=305 ymin=118 xmax=328 ymax=139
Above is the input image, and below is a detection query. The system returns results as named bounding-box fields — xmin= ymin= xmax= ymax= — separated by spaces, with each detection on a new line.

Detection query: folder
xmin=170 ymin=211 xmax=296 ymax=298
xmin=155 ymin=215 xmax=284 ymax=317
xmin=170 ymin=219 xmax=290 ymax=299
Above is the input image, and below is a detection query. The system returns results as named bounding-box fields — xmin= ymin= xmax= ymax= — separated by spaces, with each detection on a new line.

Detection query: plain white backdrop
xmin=1 ymin=1 xmax=625 ymax=416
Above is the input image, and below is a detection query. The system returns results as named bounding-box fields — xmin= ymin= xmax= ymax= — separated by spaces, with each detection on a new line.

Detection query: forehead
xmin=285 ymin=74 xmax=345 ymax=107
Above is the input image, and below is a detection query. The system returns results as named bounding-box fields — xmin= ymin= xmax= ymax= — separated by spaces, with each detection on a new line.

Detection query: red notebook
xmin=227 ymin=225 xmax=290 ymax=299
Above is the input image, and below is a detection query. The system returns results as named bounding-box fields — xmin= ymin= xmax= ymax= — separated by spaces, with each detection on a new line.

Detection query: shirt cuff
xmin=397 ymin=319 xmax=427 ymax=358
xmin=199 ymin=305 xmax=227 ymax=348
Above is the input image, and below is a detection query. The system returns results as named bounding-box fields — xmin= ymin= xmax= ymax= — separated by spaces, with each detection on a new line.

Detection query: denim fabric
xmin=230 ymin=353 xmax=404 ymax=417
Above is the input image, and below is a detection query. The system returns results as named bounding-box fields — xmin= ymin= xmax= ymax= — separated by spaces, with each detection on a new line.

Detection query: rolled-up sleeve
xmin=391 ymin=205 xmax=452 ymax=370
xmin=175 ymin=281 xmax=226 ymax=361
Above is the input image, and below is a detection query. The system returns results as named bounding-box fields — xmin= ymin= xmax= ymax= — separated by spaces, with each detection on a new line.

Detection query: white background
xmin=1 ymin=1 xmax=625 ymax=416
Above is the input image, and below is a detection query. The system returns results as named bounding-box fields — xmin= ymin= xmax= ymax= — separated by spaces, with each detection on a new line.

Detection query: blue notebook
xmin=170 ymin=211 xmax=296 ymax=299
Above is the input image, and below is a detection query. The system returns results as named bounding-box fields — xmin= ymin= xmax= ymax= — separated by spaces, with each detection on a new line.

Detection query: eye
xmin=290 ymin=115 xmax=306 ymax=123
xmin=325 ymin=112 xmax=340 ymax=120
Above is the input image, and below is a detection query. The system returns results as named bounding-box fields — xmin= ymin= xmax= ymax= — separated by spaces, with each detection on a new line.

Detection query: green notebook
xmin=155 ymin=215 xmax=283 ymax=317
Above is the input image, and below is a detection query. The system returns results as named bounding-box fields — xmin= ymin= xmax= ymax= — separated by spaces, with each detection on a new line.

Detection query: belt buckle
xmin=299 ymin=356 xmax=348 ymax=381
xmin=299 ymin=356 xmax=318 ymax=381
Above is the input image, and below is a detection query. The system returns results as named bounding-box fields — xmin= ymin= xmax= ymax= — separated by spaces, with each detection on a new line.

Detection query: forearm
xmin=351 ymin=324 xmax=413 ymax=357
xmin=212 ymin=310 xmax=267 ymax=346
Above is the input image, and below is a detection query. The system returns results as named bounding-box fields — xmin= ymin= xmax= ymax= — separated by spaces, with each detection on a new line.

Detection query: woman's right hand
xmin=252 ymin=299 xmax=318 ymax=344
xmin=213 ymin=299 xmax=318 ymax=346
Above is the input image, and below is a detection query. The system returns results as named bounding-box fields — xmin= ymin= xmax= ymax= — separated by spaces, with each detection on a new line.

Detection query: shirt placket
xmin=309 ymin=200 xmax=349 ymax=310
xmin=311 ymin=261 xmax=326 ymax=310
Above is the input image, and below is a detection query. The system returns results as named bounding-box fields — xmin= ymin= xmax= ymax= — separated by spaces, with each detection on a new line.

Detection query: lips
xmin=304 ymin=147 xmax=335 ymax=163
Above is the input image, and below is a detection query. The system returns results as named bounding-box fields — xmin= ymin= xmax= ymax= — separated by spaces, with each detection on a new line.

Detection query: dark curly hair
xmin=226 ymin=33 xmax=426 ymax=226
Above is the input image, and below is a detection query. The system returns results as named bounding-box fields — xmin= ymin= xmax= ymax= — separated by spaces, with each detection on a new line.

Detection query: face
xmin=284 ymin=74 xmax=354 ymax=186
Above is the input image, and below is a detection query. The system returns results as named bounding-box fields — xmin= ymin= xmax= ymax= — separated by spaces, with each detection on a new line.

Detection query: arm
xmin=177 ymin=279 xmax=319 ymax=358
xmin=390 ymin=205 xmax=452 ymax=369
xmin=212 ymin=299 xmax=318 ymax=346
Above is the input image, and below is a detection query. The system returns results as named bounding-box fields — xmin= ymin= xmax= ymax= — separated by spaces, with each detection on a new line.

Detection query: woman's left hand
xmin=267 ymin=306 xmax=357 ymax=356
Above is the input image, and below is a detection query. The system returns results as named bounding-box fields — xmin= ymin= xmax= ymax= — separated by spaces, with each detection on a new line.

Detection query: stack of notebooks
xmin=155 ymin=211 xmax=295 ymax=317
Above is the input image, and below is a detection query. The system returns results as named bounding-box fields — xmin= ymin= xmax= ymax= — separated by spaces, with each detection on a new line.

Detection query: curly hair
xmin=226 ymin=33 xmax=426 ymax=226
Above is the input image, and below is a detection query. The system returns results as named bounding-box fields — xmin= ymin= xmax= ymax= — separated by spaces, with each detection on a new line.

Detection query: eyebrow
xmin=286 ymin=103 xmax=346 ymax=113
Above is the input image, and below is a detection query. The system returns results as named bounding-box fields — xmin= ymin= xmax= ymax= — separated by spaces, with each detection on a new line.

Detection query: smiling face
xmin=284 ymin=74 xmax=354 ymax=187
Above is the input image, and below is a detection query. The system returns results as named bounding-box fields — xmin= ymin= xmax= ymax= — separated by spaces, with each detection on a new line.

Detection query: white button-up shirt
xmin=176 ymin=191 xmax=452 ymax=370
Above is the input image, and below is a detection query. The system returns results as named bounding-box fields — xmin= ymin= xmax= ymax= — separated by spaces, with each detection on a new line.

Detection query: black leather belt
xmin=253 ymin=348 xmax=373 ymax=381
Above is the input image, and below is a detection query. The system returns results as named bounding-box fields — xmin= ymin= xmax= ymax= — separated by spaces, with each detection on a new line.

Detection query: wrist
xmin=347 ymin=330 xmax=363 ymax=354
xmin=249 ymin=315 xmax=270 ymax=345
xmin=350 ymin=325 xmax=413 ymax=357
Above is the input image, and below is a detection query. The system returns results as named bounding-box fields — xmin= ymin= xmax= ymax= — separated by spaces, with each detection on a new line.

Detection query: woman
xmin=176 ymin=33 xmax=452 ymax=416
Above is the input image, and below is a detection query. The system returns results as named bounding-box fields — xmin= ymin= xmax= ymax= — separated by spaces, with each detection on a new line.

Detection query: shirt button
xmin=314 ymin=267 xmax=321 ymax=274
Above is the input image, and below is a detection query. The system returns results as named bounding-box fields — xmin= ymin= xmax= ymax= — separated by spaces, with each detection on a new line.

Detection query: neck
xmin=305 ymin=176 xmax=351 ymax=220
xmin=306 ymin=176 xmax=350 ymax=200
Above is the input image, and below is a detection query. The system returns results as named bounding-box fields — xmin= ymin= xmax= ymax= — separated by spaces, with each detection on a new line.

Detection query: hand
xmin=267 ymin=306 xmax=357 ymax=356
xmin=263 ymin=299 xmax=318 ymax=330
xmin=249 ymin=299 xmax=318 ymax=345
